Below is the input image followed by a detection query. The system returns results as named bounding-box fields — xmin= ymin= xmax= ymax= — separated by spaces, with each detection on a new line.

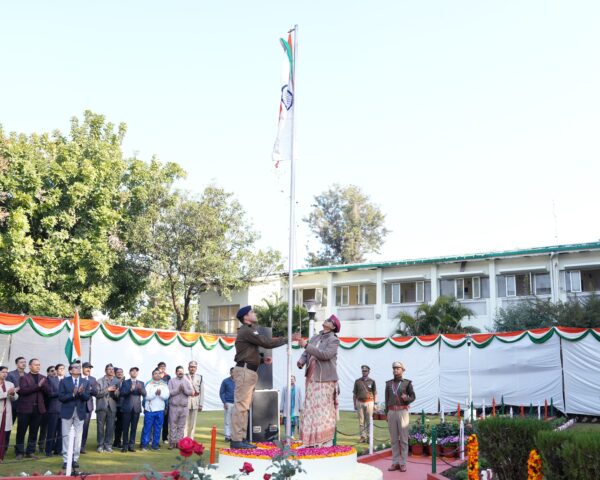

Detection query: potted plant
xmin=439 ymin=435 xmax=459 ymax=458
xmin=409 ymin=433 xmax=423 ymax=456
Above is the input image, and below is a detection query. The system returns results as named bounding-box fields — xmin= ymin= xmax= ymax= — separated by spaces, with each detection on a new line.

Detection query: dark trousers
xmin=44 ymin=412 xmax=61 ymax=455
xmin=81 ymin=411 xmax=91 ymax=449
xmin=15 ymin=407 xmax=43 ymax=455
xmin=38 ymin=413 xmax=48 ymax=451
xmin=1 ymin=430 xmax=10 ymax=459
xmin=121 ymin=412 xmax=140 ymax=448
xmin=162 ymin=408 xmax=169 ymax=441
xmin=114 ymin=409 xmax=123 ymax=447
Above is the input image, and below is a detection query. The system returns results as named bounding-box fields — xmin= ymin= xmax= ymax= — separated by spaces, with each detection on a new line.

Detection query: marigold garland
xmin=220 ymin=444 xmax=355 ymax=460
xmin=466 ymin=434 xmax=479 ymax=480
xmin=527 ymin=449 xmax=543 ymax=480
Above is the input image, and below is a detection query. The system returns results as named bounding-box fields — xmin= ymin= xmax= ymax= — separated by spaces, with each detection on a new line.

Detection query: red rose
xmin=240 ymin=462 xmax=254 ymax=474
xmin=193 ymin=442 xmax=205 ymax=456
xmin=263 ymin=475 xmax=272 ymax=480
xmin=169 ymin=470 xmax=181 ymax=479
xmin=178 ymin=437 xmax=195 ymax=457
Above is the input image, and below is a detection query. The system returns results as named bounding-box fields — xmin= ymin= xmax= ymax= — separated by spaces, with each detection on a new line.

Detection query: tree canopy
xmin=304 ymin=184 xmax=388 ymax=266
xmin=0 ymin=112 xmax=280 ymax=330
xmin=254 ymin=294 xmax=308 ymax=337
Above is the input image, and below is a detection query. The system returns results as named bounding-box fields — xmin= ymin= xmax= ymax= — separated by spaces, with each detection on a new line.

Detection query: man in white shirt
xmin=140 ymin=369 xmax=169 ymax=451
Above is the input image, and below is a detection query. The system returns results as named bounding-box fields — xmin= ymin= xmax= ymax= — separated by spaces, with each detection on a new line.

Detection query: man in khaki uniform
xmin=385 ymin=361 xmax=415 ymax=473
xmin=230 ymin=305 xmax=299 ymax=449
xmin=353 ymin=365 xmax=377 ymax=443
xmin=184 ymin=361 xmax=204 ymax=438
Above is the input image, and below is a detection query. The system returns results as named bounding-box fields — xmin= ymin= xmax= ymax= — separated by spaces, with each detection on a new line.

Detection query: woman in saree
xmin=297 ymin=315 xmax=340 ymax=447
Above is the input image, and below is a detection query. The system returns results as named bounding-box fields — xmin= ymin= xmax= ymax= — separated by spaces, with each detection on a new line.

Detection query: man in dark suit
xmin=15 ymin=358 xmax=49 ymax=459
xmin=119 ymin=367 xmax=146 ymax=452
xmin=79 ymin=362 xmax=97 ymax=454
xmin=43 ymin=366 xmax=61 ymax=456
xmin=59 ymin=363 xmax=91 ymax=471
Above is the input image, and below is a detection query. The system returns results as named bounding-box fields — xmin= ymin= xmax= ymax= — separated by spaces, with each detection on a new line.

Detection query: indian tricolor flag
xmin=65 ymin=309 xmax=82 ymax=364
xmin=272 ymin=31 xmax=295 ymax=168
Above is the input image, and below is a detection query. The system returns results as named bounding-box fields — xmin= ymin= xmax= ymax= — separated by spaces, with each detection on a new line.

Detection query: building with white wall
xmin=197 ymin=241 xmax=600 ymax=336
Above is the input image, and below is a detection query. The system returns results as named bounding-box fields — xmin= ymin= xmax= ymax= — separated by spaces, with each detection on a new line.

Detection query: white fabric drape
xmin=2 ymin=329 xmax=599 ymax=415
xmin=562 ymin=335 xmax=600 ymax=415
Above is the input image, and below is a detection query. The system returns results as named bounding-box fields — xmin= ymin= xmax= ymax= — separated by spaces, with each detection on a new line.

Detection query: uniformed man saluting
xmin=230 ymin=305 xmax=301 ymax=449
xmin=385 ymin=361 xmax=416 ymax=473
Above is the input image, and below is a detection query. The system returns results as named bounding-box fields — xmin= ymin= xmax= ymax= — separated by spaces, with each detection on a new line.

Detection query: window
xmin=297 ymin=288 xmax=328 ymax=307
xmin=566 ymin=270 xmax=582 ymax=293
xmin=472 ymin=277 xmax=481 ymax=299
xmin=416 ymin=281 xmax=425 ymax=303
xmin=534 ymin=273 xmax=551 ymax=295
xmin=455 ymin=278 xmax=465 ymax=300
xmin=442 ymin=277 xmax=482 ymax=300
xmin=391 ymin=283 xmax=400 ymax=304
xmin=336 ymin=284 xmax=376 ymax=306
xmin=506 ymin=275 xmax=517 ymax=297
xmin=207 ymin=305 xmax=240 ymax=335
xmin=505 ymin=274 xmax=534 ymax=297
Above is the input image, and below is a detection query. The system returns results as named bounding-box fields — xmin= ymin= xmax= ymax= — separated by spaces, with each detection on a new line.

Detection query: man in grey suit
xmin=58 ymin=363 xmax=91 ymax=471
xmin=95 ymin=364 xmax=120 ymax=453
xmin=119 ymin=367 xmax=146 ymax=452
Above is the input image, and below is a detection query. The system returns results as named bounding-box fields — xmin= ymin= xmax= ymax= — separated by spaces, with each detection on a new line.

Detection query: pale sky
xmin=2 ymin=1 xmax=599 ymax=267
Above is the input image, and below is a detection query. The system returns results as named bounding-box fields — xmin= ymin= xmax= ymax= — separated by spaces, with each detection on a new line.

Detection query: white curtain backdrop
xmin=562 ymin=335 xmax=600 ymax=415
xmin=1 ymin=329 xmax=598 ymax=415
xmin=439 ymin=335 xmax=564 ymax=412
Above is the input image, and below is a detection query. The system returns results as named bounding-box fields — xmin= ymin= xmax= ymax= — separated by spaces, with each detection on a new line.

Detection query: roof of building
xmin=294 ymin=241 xmax=600 ymax=274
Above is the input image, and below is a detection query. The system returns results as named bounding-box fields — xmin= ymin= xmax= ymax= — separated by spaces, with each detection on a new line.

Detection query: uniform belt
xmin=236 ymin=362 xmax=259 ymax=372
xmin=388 ymin=405 xmax=409 ymax=411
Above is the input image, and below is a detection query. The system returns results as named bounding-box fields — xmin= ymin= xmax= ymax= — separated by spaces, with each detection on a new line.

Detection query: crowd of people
xmin=0 ymin=304 xmax=417 ymax=474
xmin=0 ymin=357 xmax=205 ymax=471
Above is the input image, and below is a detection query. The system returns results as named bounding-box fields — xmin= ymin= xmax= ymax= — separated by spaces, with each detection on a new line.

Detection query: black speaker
xmin=248 ymin=390 xmax=279 ymax=442
xmin=256 ymin=326 xmax=273 ymax=390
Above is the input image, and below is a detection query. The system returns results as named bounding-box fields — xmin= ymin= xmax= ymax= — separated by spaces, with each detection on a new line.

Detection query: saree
xmin=300 ymin=357 xmax=337 ymax=447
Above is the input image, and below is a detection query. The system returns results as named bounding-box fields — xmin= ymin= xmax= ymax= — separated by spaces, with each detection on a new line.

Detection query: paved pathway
xmin=361 ymin=450 xmax=463 ymax=480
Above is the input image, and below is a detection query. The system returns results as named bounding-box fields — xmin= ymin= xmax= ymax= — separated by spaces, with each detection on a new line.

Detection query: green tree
xmin=254 ymin=294 xmax=308 ymax=337
xmin=304 ymin=184 xmax=388 ymax=266
xmin=134 ymin=187 xmax=282 ymax=331
xmin=494 ymin=296 xmax=600 ymax=331
xmin=0 ymin=112 xmax=184 ymax=320
xmin=396 ymin=295 xmax=479 ymax=336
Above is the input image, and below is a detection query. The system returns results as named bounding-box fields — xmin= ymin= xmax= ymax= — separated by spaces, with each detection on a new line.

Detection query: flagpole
xmin=285 ymin=24 xmax=298 ymax=441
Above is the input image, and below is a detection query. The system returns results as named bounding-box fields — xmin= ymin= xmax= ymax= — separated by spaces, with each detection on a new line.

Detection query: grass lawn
xmin=0 ymin=410 xmax=406 ymax=476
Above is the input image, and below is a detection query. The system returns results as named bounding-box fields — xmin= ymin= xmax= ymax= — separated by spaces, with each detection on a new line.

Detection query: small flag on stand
xmin=65 ymin=309 xmax=82 ymax=364
xmin=520 ymin=405 xmax=525 ymax=417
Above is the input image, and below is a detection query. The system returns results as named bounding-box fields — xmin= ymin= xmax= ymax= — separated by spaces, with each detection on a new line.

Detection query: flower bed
xmin=220 ymin=443 xmax=356 ymax=460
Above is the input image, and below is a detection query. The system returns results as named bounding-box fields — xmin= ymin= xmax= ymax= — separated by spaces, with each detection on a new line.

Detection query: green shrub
xmin=476 ymin=417 xmax=551 ymax=480
xmin=560 ymin=432 xmax=600 ymax=479
xmin=536 ymin=430 xmax=575 ymax=480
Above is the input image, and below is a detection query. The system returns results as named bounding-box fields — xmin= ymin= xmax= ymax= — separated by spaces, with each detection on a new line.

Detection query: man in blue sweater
xmin=219 ymin=368 xmax=235 ymax=441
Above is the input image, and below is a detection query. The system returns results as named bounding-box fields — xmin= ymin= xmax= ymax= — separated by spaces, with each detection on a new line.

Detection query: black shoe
xmin=151 ymin=446 xmax=160 ymax=451
xmin=45 ymin=453 xmax=53 ymax=457
xmin=25 ymin=453 xmax=38 ymax=459
xmin=62 ymin=463 xmax=67 ymax=470
xmin=80 ymin=449 xmax=87 ymax=454
xmin=229 ymin=441 xmax=256 ymax=449
xmin=72 ymin=461 xmax=80 ymax=469
xmin=121 ymin=447 xmax=127 ymax=453
xmin=128 ymin=447 xmax=136 ymax=452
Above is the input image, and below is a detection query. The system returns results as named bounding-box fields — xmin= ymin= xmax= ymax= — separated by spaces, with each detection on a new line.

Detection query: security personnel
xmin=230 ymin=305 xmax=299 ymax=449
xmin=385 ymin=361 xmax=415 ymax=473
xmin=353 ymin=365 xmax=377 ymax=443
